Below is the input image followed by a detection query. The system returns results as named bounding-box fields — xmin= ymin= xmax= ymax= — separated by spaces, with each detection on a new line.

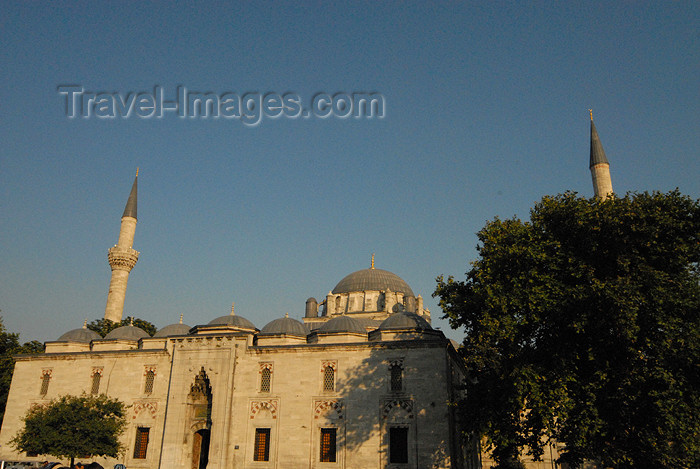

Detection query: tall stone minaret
xmin=104 ymin=170 xmax=140 ymax=323
xmin=589 ymin=110 xmax=613 ymax=199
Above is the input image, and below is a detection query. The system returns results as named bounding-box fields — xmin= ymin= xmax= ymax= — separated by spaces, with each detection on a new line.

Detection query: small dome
xmin=260 ymin=316 xmax=310 ymax=336
xmin=208 ymin=314 xmax=257 ymax=330
xmin=318 ymin=315 xmax=366 ymax=335
xmin=154 ymin=323 xmax=192 ymax=337
xmin=57 ymin=327 xmax=101 ymax=343
xmin=378 ymin=312 xmax=432 ymax=331
xmin=104 ymin=325 xmax=150 ymax=340
xmin=332 ymin=268 xmax=415 ymax=296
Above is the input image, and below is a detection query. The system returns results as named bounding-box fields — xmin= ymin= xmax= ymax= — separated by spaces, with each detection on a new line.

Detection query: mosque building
xmin=0 ymin=115 xmax=613 ymax=468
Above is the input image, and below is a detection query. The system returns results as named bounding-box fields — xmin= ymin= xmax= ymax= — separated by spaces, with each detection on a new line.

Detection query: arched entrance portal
xmin=187 ymin=367 xmax=212 ymax=469
xmin=192 ymin=428 xmax=210 ymax=469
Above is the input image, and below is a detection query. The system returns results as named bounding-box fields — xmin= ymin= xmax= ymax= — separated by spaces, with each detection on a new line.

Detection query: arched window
xmin=323 ymin=366 xmax=335 ymax=392
xmin=40 ymin=371 xmax=51 ymax=396
xmin=260 ymin=367 xmax=271 ymax=393
xmin=390 ymin=364 xmax=402 ymax=392
xmin=144 ymin=370 xmax=155 ymax=394
xmin=91 ymin=372 xmax=102 ymax=394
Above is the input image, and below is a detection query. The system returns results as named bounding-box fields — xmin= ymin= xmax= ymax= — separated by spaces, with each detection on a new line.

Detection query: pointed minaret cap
xmin=122 ymin=168 xmax=138 ymax=219
xmin=589 ymin=111 xmax=609 ymax=168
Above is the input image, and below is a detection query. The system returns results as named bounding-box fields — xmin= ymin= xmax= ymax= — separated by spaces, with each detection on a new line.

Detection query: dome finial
xmin=371 ymin=253 xmax=375 ymax=269
xmin=129 ymin=317 xmax=134 ymax=326
xmin=230 ymin=302 xmax=235 ymax=316
xmin=179 ymin=313 xmax=183 ymax=324
xmin=285 ymin=312 xmax=289 ymax=318
xmin=83 ymin=319 xmax=88 ymax=329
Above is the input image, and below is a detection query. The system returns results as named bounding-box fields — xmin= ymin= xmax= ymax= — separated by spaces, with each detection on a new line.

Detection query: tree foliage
xmin=87 ymin=316 xmax=157 ymax=337
xmin=0 ymin=317 xmax=43 ymax=425
xmin=435 ymin=191 xmax=700 ymax=468
xmin=11 ymin=394 xmax=127 ymax=462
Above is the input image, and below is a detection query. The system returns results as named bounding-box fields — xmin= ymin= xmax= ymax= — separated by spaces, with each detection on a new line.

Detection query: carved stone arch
xmin=190 ymin=420 xmax=209 ymax=433
xmin=250 ymin=399 xmax=279 ymax=419
xmin=382 ymin=399 xmax=414 ymax=420
xmin=314 ymin=399 xmax=344 ymax=420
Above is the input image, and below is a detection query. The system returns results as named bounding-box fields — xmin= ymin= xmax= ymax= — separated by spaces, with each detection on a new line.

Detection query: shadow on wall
xmin=312 ymin=342 xmax=470 ymax=468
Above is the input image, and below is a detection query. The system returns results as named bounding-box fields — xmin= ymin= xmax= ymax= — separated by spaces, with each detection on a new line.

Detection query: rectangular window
xmin=133 ymin=427 xmax=150 ymax=459
xmin=253 ymin=428 xmax=270 ymax=461
xmin=389 ymin=427 xmax=409 ymax=464
xmin=40 ymin=372 xmax=51 ymax=396
xmin=91 ymin=373 xmax=101 ymax=394
xmin=320 ymin=428 xmax=337 ymax=462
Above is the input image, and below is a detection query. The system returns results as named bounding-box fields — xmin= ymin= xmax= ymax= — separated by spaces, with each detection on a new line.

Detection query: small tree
xmin=87 ymin=316 xmax=157 ymax=337
xmin=11 ymin=394 xmax=127 ymax=467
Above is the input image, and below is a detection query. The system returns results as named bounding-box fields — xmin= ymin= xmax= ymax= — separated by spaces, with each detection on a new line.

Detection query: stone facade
xmin=0 ymin=308 xmax=476 ymax=469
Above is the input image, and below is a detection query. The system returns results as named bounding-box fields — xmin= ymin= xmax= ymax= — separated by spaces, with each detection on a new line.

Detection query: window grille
xmin=144 ymin=370 xmax=155 ymax=394
xmin=389 ymin=427 xmax=409 ymax=464
xmin=390 ymin=364 xmax=402 ymax=392
xmin=40 ymin=372 xmax=50 ymax=396
xmin=133 ymin=427 xmax=150 ymax=459
xmin=260 ymin=367 xmax=271 ymax=393
xmin=323 ymin=366 xmax=335 ymax=392
xmin=320 ymin=428 xmax=337 ymax=462
xmin=91 ymin=373 xmax=101 ymax=394
xmin=253 ymin=428 xmax=270 ymax=461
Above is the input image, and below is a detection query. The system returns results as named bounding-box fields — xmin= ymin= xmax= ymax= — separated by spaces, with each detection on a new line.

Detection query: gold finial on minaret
xmin=230 ymin=302 xmax=235 ymax=316
xmin=589 ymin=109 xmax=593 ymax=121
xmin=371 ymin=253 xmax=375 ymax=269
xmin=136 ymin=167 xmax=139 ymax=177
xmin=179 ymin=314 xmax=183 ymax=324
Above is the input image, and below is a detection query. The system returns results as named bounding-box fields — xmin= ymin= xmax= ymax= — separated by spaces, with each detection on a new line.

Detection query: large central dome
xmin=332 ymin=268 xmax=414 ymax=296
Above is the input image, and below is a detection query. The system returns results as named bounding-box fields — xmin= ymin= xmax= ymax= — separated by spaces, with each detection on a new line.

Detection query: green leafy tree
xmin=435 ymin=191 xmax=700 ymax=469
xmin=0 ymin=316 xmax=43 ymax=425
xmin=11 ymin=394 xmax=127 ymax=467
xmin=87 ymin=316 xmax=157 ymax=337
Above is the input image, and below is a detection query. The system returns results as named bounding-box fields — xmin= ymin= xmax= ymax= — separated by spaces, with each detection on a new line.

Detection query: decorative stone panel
xmin=250 ymin=399 xmax=279 ymax=419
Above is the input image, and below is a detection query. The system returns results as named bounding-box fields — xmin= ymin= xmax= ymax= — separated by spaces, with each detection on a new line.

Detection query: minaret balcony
xmin=108 ymin=246 xmax=140 ymax=270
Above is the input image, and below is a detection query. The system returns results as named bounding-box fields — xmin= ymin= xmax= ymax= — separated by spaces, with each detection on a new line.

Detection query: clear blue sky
xmin=1 ymin=2 xmax=698 ymax=343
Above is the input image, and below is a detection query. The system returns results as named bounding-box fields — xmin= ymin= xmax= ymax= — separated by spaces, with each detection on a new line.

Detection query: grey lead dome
xmin=260 ymin=316 xmax=310 ymax=336
xmin=318 ymin=315 xmax=366 ymax=334
xmin=104 ymin=325 xmax=149 ymax=340
xmin=57 ymin=327 xmax=101 ymax=343
xmin=379 ymin=312 xmax=432 ymax=330
xmin=208 ymin=314 xmax=257 ymax=330
xmin=332 ymin=268 xmax=415 ymax=296
xmin=154 ymin=323 xmax=192 ymax=337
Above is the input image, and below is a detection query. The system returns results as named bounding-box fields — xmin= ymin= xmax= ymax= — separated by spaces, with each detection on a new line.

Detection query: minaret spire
xmin=589 ymin=111 xmax=613 ymax=199
xmin=104 ymin=171 xmax=140 ymax=322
